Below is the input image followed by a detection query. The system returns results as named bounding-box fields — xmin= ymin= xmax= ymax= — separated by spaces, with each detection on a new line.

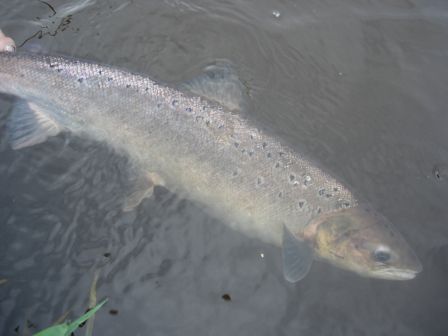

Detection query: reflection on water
xmin=1 ymin=0 xmax=448 ymax=335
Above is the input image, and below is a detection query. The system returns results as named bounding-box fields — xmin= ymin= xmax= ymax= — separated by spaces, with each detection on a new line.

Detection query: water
xmin=1 ymin=0 xmax=448 ymax=335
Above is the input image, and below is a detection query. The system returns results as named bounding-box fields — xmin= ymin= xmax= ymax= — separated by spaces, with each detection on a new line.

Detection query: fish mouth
xmin=372 ymin=266 xmax=422 ymax=280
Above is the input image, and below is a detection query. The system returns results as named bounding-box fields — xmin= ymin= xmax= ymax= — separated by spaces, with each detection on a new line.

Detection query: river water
xmin=1 ymin=0 xmax=448 ymax=335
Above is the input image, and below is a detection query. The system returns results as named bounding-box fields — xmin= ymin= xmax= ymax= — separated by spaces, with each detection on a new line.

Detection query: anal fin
xmin=7 ymin=100 xmax=61 ymax=150
xmin=282 ymin=225 xmax=313 ymax=282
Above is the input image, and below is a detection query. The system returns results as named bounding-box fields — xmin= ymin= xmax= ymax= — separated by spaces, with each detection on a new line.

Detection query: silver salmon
xmin=0 ymin=51 xmax=422 ymax=281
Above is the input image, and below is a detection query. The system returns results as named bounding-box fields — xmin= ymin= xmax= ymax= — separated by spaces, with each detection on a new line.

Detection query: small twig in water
xmin=39 ymin=0 xmax=57 ymax=17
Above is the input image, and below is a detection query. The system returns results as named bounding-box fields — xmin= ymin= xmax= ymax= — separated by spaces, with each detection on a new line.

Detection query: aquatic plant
xmin=33 ymin=299 xmax=107 ymax=336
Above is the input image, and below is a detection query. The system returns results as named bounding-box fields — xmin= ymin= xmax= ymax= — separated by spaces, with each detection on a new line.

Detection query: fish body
xmin=0 ymin=51 xmax=422 ymax=281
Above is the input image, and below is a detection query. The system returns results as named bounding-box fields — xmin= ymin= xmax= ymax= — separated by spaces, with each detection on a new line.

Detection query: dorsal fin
xmin=181 ymin=60 xmax=247 ymax=111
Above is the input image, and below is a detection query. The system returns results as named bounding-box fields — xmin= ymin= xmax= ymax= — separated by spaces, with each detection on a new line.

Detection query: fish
xmin=0 ymin=47 xmax=422 ymax=282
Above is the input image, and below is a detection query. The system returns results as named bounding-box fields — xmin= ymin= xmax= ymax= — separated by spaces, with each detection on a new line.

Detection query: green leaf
xmin=33 ymin=299 xmax=108 ymax=336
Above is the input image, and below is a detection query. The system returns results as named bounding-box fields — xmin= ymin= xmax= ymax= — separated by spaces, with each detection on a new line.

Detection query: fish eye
xmin=373 ymin=249 xmax=391 ymax=263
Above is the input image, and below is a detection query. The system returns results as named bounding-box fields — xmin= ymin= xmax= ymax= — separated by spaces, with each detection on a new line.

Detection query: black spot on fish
xmin=267 ymin=152 xmax=272 ymax=158
xmin=107 ymin=77 xmax=113 ymax=82
xmin=298 ymin=200 xmax=305 ymax=209
xmin=205 ymin=120 xmax=211 ymax=127
xmin=262 ymin=142 xmax=268 ymax=149
xmin=109 ymin=309 xmax=119 ymax=315
xmin=241 ymin=149 xmax=246 ymax=154
xmin=126 ymin=84 xmax=131 ymax=88
xmin=57 ymin=68 xmax=62 ymax=73
xmin=49 ymin=63 xmax=56 ymax=68
xmin=318 ymin=189 xmax=325 ymax=196
xmin=78 ymin=78 xmax=84 ymax=83
xmin=234 ymin=142 xmax=239 ymax=148
xmin=248 ymin=150 xmax=254 ymax=156
xmin=333 ymin=187 xmax=339 ymax=192
xmin=98 ymin=70 xmax=102 ymax=75
xmin=289 ymin=174 xmax=295 ymax=182
xmin=103 ymin=252 xmax=111 ymax=258
xmin=257 ymin=177 xmax=264 ymax=185
xmin=172 ymin=100 xmax=178 ymax=106
xmin=185 ymin=107 xmax=192 ymax=112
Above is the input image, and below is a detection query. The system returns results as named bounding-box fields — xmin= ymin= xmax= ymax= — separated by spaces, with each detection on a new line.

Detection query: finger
xmin=0 ymin=29 xmax=16 ymax=52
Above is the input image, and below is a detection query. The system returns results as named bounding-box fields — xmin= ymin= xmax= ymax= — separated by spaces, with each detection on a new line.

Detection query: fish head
xmin=308 ymin=205 xmax=422 ymax=280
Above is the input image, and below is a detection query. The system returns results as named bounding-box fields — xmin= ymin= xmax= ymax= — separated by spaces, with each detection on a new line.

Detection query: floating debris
xmin=221 ymin=294 xmax=232 ymax=301
xmin=433 ymin=164 xmax=448 ymax=181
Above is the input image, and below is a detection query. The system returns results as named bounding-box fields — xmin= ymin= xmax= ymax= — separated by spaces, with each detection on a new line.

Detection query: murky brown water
xmin=1 ymin=0 xmax=448 ymax=335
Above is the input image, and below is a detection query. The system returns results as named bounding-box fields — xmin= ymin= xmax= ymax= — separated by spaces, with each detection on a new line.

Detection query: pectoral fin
xmin=123 ymin=172 xmax=165 ymax=211
xmin=282 ymin=225 xmax=313 ymax=282
xmin=7 ymin=100 xmax=61 ymax=150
